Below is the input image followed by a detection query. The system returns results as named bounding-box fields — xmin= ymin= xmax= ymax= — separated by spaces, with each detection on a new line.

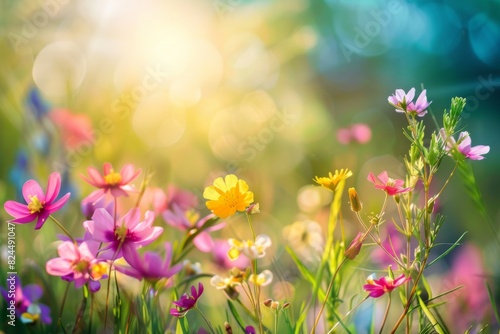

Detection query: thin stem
xmin=246 ymin=212 xmax=264 ymax=334
xmin=328 ymin=296 xmax=369 ymax=333
xmin=311 ymin=258 xmax=348 ymax=334
xmin=379 ymin=293 xmax=392 ymax=334
xmin=49 ymin=215 xmax=76 ymax=245
xmin=195 ymin=306 xmax=216 ymax=334
xmin=435 ymin=161 xmax=459 ymax=198
xmin=58 ymin=282 xmax=71 ymax=329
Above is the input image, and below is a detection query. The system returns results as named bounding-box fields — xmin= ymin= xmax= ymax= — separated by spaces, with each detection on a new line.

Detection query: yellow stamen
xmin=27 ymin=195 xmax=44 ymax=214
xmin=90 ymin=262 xmax=109 ymax=280
xmin=115 ymin=225 xmax=128 ymax=243
xmin=104 ymin=170 xmax=122 ymax=186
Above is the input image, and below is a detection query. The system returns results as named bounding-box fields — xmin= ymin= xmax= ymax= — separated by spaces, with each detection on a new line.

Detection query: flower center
xmin=73 ymin=260 xmax=90 ymax=274
xmin=27 ymin=195 xmax=44 ymax=214
xmin=115 ymin=225 xmax=128 ymax=243
xmin=90 ymin=262 xmax=109 ymax=280
xmin=104 ymin=170 xmax=122 ymax=186
xmin=386 ymin=178 xmax=396 ymax=187
xmin=222 ymin=191 xmax=239 ymax=209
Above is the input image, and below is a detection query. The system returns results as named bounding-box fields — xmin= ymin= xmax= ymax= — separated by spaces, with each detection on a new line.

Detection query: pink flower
xmin=388 ymin=88 xmax=415 ymax=113
xmin=388 ymin=88 xmax=431 ymax=117
xmin=162 ymin=204 xmax=223 ymax=252
xmin=81 ymin=162 xmax=141 ymax=203
xmin=81 ymin=196 xmax=114 ymax=220
xmin=4 ymin=172 xmax=70 ymax=229
xmin=170 ymin=282 xmax=204 ymax=317
xmin=344 ymin=232 xmax=363 ymax=260
xmin=363 ymin=273 xmax=410 ymax=298
xmin=337 ymin=123 xmax=372 ymax=145
xmin=49 ymin=109 xmax=94 ymax=149
xmin=406 ymin=89 xmax=431 ymax=117
xmin=83 ymin=208 xmax=163 ymax=261
xmin=115 ymin=242 xmax=182 ymax=282
xmin=367 ymin=171 xmax=411 ymax=196
xmin=440 ymin=129 xmax=490 ymax=161
xmin=46 ymin=241 xmax=107 ymax=290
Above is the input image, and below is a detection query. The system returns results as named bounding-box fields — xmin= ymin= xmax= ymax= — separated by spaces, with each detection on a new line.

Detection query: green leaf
xmin=227 ymin=300 xmax=246 ymax=332
xmin=176 ymin=314 xmax=189 ymax=334
xmin=285 ymin=246 xmax=316 ymax=285
xmin=417 ymin=294 xmax=447 ymax=334
xmin=486 ymin=282 xmax=500 ymax=325
xmin=426 ymin=231 xmax=467 ymax=268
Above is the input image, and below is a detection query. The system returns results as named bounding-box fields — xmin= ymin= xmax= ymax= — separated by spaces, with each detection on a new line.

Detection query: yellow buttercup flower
xmin=313 ymin=169 xmax=353 ymax=192
xmin=203 ymin=174 xmax=254 ymax=218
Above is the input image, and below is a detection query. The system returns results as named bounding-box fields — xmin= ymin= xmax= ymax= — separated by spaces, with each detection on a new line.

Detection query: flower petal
xmin=22 ymin=180 xmax=45 ymax=203
xmin=4 ymin=201 xmax=30 ymax=218
xmin=45 ymin=172 xmax=62 ymax=204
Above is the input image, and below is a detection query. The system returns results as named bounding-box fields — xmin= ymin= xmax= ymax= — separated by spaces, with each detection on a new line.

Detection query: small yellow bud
xmin=348 ymin=187 xmax=362 ymax=212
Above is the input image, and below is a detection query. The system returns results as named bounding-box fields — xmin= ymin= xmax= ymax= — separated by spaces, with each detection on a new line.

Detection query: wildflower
xmin=203 ymin=174 xmax=254 ymax=218
xmin=170 ymin=282 xmax=204 ymax=317
xmin=83 ymin=208 xmax=163 ymax=261
xmin=348 ymin=187 xmax=362 ymax=212
xmin=337 ymin=123 xmax=372 ymax=145
xmin=248 ymin=270 xmax=273 ymax=286
xmin=81 ymin=196 xmax=114 ymax=220
xmin=0 ymin=275 xmax=52 ymax=324
xmin=344 ymin=232 xmax=363 ymax=260
xmin=115 ymin=242 xmax=182 ymax=282
xmin=228 ymin=235 xmax=271 ymax=260
xmin=367 ymin=171 xmax=411 ymax=196
xmin=363 ymin=273 xmax=410 ymax=298
xmin=245 ymin=326 xmax=256 ymax=334
xmin=49 ymin=109 xmax=94 ymax=149
xmin=4 ymin=172 xmax=71 ymax=229
xmin=81 ymin=162 xmax=141 ymax=203
xmin=406 ymin=89 xmax=431 ymax=117
xmin=210 ymin=269 xmax=245 ymax=299
xmin=213 ymin=239 xmax=250 ymax=270
xmin=282 ymin=219 xmax=324 ymax=262
xmin=162 ymin=205 xmax=223 ymax=252
xmin=388 ymin=88 xmax=415 ymax=113
xmin=46 ymin=241 xmax=107 ymax=290
xmin=313 ymin=169 xmax=352 ymax=192
xmin=440 ymin=129 xmax=490 ymax=161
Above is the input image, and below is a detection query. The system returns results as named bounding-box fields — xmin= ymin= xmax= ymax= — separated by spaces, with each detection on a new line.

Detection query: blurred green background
xmin=0 ymin=0 xmax=499 ymax=331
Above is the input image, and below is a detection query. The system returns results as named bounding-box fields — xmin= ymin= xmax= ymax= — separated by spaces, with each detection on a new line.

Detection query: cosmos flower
xmin=406 ymin=89 xmax=431 ymax=117
xmin=0 ymin=275 xmax=52 ymax=324
xmin=81 ymin=162 xmax=141 ymax=204
xmin=115 ymin=242 xmax=182 ymax=282
xmin=4 ymin=172 xmax=71 ymax=229
xmin=83 ymin=208 xmax=163 ymax=261
xmin=440 ymin=129 xmax=490 ymax=161
xmin=363 ymin=273 xmax=410 ymax=298
xmin=313 ymin=169 xmax=352 ymax=192
xmin=367 ymin=171 xmax=411 ymax=196
xmin=170 ymin=282 xmax=204 ymax=317
xmin=203 ymin=174 xmax=254 ymax=218
xmin=388 ymin=88 xmax=416 ymax=113
xmin=46 ymin=241 xmax=108 ymax=291
xmin=162 ymin=205 xmax=223 ymax=252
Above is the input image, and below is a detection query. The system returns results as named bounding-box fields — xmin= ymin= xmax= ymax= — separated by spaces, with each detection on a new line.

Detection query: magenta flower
xmin=363 ymin=273 xmax=410 ymax=298
xmin=440 ymin=129 xmax=490 ymax=161
xmin=83 ymin=208 xmax=163 ymax=261
xmin=170 ymin=282 xmax=204 ymax=317
xmin=4 ymin=172 xmax=70 ymax=229
xmin=367 ymin=171 xmax=411 ymax=196
xmin=81 ymin=162 xmax=141 ymax=203
xmin=1 ymin=275 xmax=52 ymax=324
xmin=115 ymin=242 xmax=182 ymax=282
xmin=388 ymin=88 xmax=415 ymax=113
xmin=46 ymin=241 xmax=108 ymax=290
xmin=162 ymin=204 xmax=223 ymax=252
xmin=406 ymin=89 xmax=431 ymax=117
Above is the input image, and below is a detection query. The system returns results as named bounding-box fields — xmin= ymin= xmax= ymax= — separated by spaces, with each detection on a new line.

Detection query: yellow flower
xmin=203 ymin=174 xmax=254 ymax=218
xmin=313 ymin=169 xmax=353 ymax=192
xmin=248 ymin=270 xmax=273 ymax=286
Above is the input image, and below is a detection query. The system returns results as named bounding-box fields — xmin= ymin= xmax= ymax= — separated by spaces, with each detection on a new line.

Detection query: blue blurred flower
xmin=26 ymin=87 xmax=50 ymax=119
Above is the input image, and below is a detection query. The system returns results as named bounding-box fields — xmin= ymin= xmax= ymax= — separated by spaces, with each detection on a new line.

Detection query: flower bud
xmin=344 ymin=232 xmax=363 ymax=260
xmin=263 ymin=299 xmax=273 ymax=307
xmin=225 ymin=322 xmax=233 ymax=334
xmin=348 ymin=187 xmax=362 ymax=212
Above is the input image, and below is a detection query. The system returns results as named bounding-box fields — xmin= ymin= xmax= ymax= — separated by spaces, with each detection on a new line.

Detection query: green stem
xmin=49 ymin=215 xmax=76 ymax=245
xmin=195 ymin=306 xmax=216 ymax=333
xmin=379 ymin=293 xmax=392 ymax=334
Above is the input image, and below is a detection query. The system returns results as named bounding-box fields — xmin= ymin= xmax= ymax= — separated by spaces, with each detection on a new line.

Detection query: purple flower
xmin=81 ymin=196 xmax=114 ymax=220
xmin=115 ymin=242 xmax=182 ymax=282
xmin=1 ymin=275 xmax=52 ymax=324
xmin=84 ymin=208 xmax=163 ymax=261
xmin=441 ymin=129 xmax=490 ymax=160
xmin=406 ymin=89 xmax=431 ymax=117
xmin=388 ymin=88 xmax=415 ymax=113
xmin=162 ymin=204 xmax=223 ymax=252
xmin=245 ymin=326 xmax=256 ymax=334
xmin=4 ymin=172 xmax=71 ymax=229
xmin=388 ymin=88 xmax=431 ymax=117
xmin=363 ymin=273 xmax=410 ymax=298
xmin=170 ymin=282 xmax=204 ymax=317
